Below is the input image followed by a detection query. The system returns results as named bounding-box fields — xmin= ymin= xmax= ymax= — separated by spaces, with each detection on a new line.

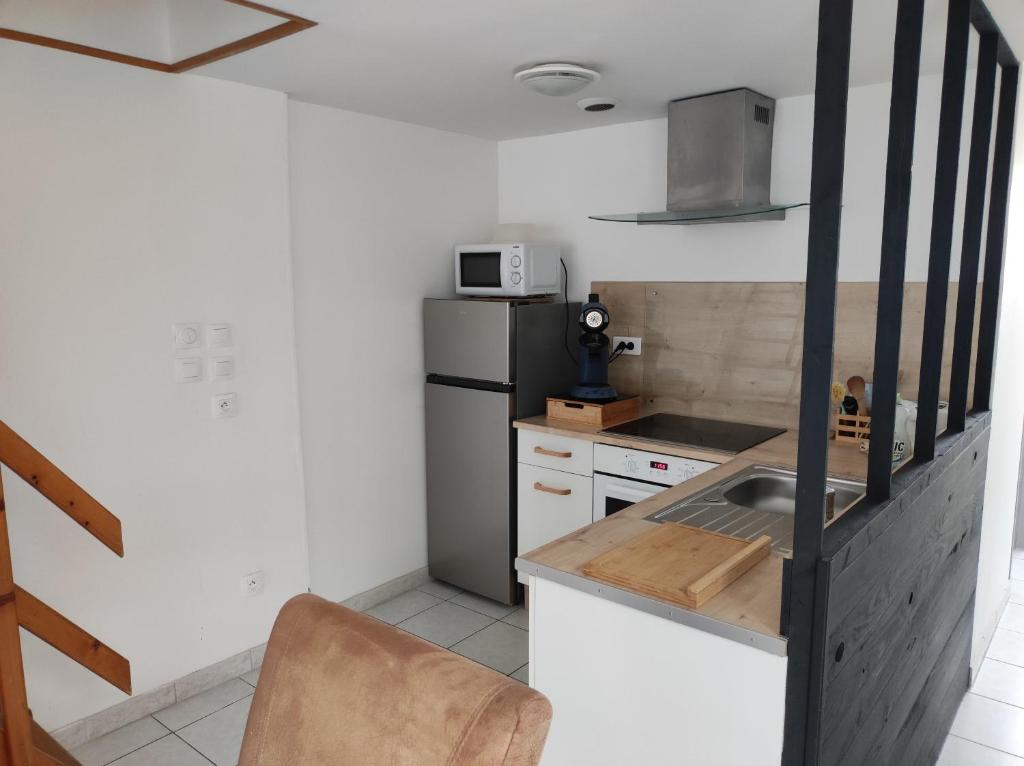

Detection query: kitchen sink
xmin=647 ymin=465 xmax=865 ymax=556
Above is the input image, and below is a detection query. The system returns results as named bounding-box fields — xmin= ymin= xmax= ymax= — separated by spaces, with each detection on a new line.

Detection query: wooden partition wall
xmin=783 ymin=1 xmax=1018 ymax=764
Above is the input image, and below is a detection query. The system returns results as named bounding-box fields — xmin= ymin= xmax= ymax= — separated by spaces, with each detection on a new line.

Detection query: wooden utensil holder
xmin=833 ymin=413 xmax=871 ymax=445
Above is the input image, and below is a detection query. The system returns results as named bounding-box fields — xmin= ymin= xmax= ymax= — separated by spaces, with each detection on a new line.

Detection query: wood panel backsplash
xmin=593 ymin=281 xmax=979 ymax=428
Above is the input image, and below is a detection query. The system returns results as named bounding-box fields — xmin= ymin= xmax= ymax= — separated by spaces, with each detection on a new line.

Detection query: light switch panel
xmin=210 ymin=356 xmax=235 ymax=379
xmin=173 ymin=323 xmax=203 ymax=351
xmin=207 ymin=323 xmax=233 ymax=348
xmin=174 ymin=357 xmax=202 ymax=383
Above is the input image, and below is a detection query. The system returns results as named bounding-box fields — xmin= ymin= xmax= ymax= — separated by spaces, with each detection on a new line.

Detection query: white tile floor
xmin=71 ymin=580 xmax=527 ymax=765
xmin=73 ymin=556 xmax=1024 ymax=765
xmin=939 ymin=549 xmax=1024 ymax=765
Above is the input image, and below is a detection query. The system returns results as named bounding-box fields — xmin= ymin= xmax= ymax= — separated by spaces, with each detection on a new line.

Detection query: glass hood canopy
xmin=590 ymin=202 xmax=808 ymax=225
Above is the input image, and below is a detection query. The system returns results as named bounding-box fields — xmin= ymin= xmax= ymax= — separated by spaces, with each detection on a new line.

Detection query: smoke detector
xmin=514 ymin=63 xmax=600 ymax=97
xmin=578 ymin=97 xmax=617 ymax=112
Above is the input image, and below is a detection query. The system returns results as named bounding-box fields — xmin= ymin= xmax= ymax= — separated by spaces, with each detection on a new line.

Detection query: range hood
xmin=592 ymin=88 xmax=807 ymax=225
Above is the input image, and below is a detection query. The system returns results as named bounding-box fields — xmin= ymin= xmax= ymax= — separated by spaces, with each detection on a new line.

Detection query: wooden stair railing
xmin=0 ymin=420 xmax=131 ymax=766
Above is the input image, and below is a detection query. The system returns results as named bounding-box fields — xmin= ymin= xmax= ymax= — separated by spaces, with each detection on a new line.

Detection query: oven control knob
xmin=625 ymin=459 xmax=639 ymax=473
xmin=510 ymin=255 xmax=522 ymax=268
xmin=511 ymin=272 xmax=522 ymax=285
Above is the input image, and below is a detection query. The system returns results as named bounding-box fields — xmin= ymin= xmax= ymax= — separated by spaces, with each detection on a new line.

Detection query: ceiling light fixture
xmin=514 ymin=63 xmax=600 ymax=97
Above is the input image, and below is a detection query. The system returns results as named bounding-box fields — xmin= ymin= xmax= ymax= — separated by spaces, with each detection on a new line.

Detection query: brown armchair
xmin=238 ymin=594 xmax=552 ymax=766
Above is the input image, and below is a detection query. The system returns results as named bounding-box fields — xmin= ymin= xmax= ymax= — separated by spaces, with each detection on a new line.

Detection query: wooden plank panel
xmin=0 ymin=421 xmax=122 ymax=557
xmin=822 ymin=500 xmax=981 ymax=763
xmin=14 ymin=588 xmax=130 ymax=695
xmin=812 ymin=421 xmax=988 ymax=765
xmin=887 ymin=603 xmax=973 ymax=766
xmin=595 ymin=282 xmax=979 ymax=430
xmin=826 ymin=425 xmax=988 ymax=633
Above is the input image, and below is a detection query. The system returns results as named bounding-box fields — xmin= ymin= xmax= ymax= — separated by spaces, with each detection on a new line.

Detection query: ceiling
xmin=185 ymin=0 xmax=972 ymax=140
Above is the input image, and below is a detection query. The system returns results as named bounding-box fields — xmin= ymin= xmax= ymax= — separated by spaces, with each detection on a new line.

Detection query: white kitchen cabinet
xmin=517 ymin=463 xmax=593 ymax=555
xmin=529 ymin=577 xmax=786 ymax=766
xmin=517 ymin=429 xmax=594 ymax=477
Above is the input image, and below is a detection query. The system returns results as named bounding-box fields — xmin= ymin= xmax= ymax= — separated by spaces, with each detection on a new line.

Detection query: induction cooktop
xmin=603 ymin=413 xmax=786 ymax=454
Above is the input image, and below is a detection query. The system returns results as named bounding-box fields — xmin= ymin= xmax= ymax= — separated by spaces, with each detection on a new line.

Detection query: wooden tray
xmin=546 ymin=395 xmax=641 ymax=428
xmin=581 ymin=524 xmax=771 ymax=609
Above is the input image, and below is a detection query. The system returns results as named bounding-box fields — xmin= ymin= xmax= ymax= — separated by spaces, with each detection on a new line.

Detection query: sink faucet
xmin=824 ymin=488 xmax=837 ymax=521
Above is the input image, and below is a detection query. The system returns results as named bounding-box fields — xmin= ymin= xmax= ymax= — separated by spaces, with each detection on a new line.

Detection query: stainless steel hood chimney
xmin=592 ymin=88 xmax=806 ymax=225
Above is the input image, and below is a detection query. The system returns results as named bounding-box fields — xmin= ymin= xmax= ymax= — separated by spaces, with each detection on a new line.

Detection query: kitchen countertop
xmin=513 ymin=414 xmax=871 ymax=655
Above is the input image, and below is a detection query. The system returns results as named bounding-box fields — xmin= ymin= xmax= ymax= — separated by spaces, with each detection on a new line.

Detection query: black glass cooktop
xmin=603 ymin=413 xmax=786 ymax=454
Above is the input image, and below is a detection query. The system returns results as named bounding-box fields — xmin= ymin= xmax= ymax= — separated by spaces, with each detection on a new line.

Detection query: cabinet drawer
xmin=517 ymin=464 xmax=594 ymax=555
xmin=517 ymin=430 xmax=593 ymax=476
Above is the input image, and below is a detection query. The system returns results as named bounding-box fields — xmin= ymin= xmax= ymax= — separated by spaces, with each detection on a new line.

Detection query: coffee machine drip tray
xmin=603 ymin=413 xmax=786 ymax=454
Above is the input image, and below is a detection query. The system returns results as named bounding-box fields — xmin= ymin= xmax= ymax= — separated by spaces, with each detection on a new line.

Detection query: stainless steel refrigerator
xmin=424 ymin=298 xmax=578 ymax=604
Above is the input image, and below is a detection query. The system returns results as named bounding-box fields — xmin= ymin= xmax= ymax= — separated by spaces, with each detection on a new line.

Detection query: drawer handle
xmin=533 ymin=481 xmax=572 ymax=496
xmin=534 ymin=446 xmax=572 ymax=459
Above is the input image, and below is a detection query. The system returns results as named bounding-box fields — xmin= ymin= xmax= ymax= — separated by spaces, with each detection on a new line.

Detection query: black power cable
xmin=560 ymin=258 xmax=577 ymax=365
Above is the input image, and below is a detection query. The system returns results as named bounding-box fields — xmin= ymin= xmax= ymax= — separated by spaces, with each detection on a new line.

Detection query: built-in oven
xmin=592 ymin=444 xmax=718 ymax=521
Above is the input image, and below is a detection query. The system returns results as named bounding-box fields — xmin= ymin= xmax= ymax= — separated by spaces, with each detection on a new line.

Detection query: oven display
xmin=650 ymin=460 xmax=669 ymax=471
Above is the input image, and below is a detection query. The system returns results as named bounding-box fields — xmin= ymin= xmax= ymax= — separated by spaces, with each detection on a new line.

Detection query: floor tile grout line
xmin=451 ymin=617 xmax=502 ymax=646
xmin=986 ymin=655 xmax=1024 ymax=671
xmin=949 ymin=732 xmax=1024 ymax=761
xmin=968 ymin=690 xmax=1024 ymax=713
xmin=172 ymin=732 xmax=218 ymax=766
xmin=376 ymin=597 xmax=448 ymax=628
xmin=163 ymin=690 xmax=254 ymax=735
xmin=100 ymin=730 xmax=174 ymax=766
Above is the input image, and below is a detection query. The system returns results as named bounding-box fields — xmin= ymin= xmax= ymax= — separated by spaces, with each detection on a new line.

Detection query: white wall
xmin=288 ymin=101 xmax=497 ymax=602
xmin=972 ymin=87 xmax=1024 ymax=668
xmin=0 ymin=43 xmax=309 ymax=729
xmin=499 ymin=70 xmax=1022 ymax=672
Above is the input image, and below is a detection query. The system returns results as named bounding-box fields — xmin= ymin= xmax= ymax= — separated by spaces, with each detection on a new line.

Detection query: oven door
xmin=592 ymin=472 xmax=669 ymax=522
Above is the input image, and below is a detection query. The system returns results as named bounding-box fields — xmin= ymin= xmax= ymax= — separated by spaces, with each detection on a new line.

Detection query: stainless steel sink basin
xmin=647 ymin=465 xmax=865 ymax=556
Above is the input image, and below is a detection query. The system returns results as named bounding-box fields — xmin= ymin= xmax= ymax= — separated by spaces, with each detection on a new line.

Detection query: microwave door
xmin=459 ymin=250 xmax=503 ymax=290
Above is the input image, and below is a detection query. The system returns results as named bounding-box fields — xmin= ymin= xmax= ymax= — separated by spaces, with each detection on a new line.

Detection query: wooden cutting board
xmin=581 ymin=524 xmax=772 ymax=609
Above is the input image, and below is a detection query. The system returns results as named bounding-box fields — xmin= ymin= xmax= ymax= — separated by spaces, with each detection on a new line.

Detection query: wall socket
xmin=612 ymin=336 xmax=643 ymax=356
xmin=241 ymin=570 xmax=265 ymax=597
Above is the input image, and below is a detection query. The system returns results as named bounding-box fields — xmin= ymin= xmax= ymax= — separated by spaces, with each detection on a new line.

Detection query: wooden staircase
xmin=0 ymin=421 xmax=131 ymax=765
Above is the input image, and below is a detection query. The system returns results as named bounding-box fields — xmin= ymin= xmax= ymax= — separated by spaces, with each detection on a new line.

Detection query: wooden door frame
xmin=0 ymin=0 xmax=315 ymax=74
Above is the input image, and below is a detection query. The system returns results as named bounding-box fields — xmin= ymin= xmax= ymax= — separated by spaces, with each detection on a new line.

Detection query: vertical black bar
xmin=782 ymin=0 xmax=853 ymax=763
xmin=974 ymin=65 xmax=1019 ymax=410
xmin=948 ymin=34 xmax=999 ymax=432
xmin=914 ymin=0 xmax=971 ymax=462
xmin=866 ymin=0 xmax=927 ymax=502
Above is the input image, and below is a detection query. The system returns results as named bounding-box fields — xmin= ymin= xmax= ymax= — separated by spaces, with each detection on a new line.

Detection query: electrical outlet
xmin=612 ymin=336 xmax=642 ymax=356
xmin=212 ymin=392 xmax=237 ymax=419
xmin=241 ymin=571 xmax=265 ymax=597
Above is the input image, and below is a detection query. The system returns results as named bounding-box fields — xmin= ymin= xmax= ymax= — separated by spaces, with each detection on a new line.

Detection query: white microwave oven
xmin=455 ymin=243 xmax=561 ymax=297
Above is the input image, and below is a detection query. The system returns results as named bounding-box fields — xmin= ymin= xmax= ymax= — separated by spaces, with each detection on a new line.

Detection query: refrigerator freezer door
xmin=424 ymin=299 xmax=514 ymax=383
xmin=425 ymin=382 xmax=516 ymax=604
